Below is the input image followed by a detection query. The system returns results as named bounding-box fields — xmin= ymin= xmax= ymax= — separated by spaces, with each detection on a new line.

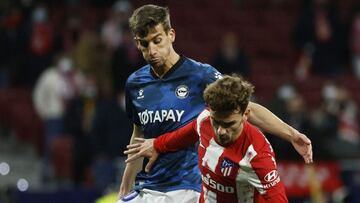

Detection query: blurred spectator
xmin=349 ymin=8 xmax=360 ymax=79
xmin=33 ymin=53 xmax=82 ymax=181
xmin=269 ymin=82 xmax=297 ymax=119
xmin=91 ymin=90 xmax=132 ymax=190
xmin=211 ymin=32 xmax=250 ymax=77
xmin=0 ymin=3 xmax=30 ymax=87
xmin=62 ymin=14 xmax=82 ymax=52
xmin=111 ymin=27 xmax=145 ymax=93
xmin=26 ymin=4 xmax=57 ymax=87
xmin=101 ymin=0 xmax=132 ymax=53
xmin=73 ymin=31 xmax=110 ymax=84
xmin=64 ymin=74 xmax=97 ymax=186
xmin=268 ymin=83 xmax=313 ymax=160
xmin=312 ymin=81 xmax=360 ymax=159
xmin=293 ymin=0 xmax=347 ymax=79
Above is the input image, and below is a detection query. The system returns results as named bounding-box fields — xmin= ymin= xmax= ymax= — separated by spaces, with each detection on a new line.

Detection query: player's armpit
xmin=154 ymin=120 xmax=198 ymax=153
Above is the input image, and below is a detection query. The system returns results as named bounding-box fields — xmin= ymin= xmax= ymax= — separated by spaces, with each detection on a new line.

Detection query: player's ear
xmin=243 ymin=108 xmax=250 ymax=121
xmin=134 ymin=39 xmax=141 ymax=50
xmin=168 ymin=28 xmax=175 ymax=43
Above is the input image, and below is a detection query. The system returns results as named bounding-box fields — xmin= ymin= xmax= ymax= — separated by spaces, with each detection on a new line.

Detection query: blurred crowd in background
xmin=0 ymin=0 xmax=360 ymax=202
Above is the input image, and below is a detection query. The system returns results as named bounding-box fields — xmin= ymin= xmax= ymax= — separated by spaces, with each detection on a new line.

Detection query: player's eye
xmin=139 ymin=40 xmax=149 ymax=48
xmin=154 ymin=38 xmax=162 ymax=44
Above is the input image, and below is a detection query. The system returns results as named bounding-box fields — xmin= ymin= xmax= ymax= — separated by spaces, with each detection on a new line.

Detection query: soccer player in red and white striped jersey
xmin=125 ymin=75 xmax=311 ymax=202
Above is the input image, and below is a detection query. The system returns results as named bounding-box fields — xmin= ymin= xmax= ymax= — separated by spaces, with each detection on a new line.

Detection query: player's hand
xmin=124 ymin=138 xmax=159 ymax=172
xmin=291 ymin=130 xmax=313 ymax=164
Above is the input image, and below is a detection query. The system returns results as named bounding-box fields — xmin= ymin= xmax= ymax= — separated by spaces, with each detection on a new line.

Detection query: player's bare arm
xmin=247 ymin=102 xmax=313 ymax=163
xmin=118 ymin=125 xmax=144 ymax=198
xmin=125 ymin=121 xmax=198 ymax=172
xmin=124 ymin=138 xmax=158 ymax=173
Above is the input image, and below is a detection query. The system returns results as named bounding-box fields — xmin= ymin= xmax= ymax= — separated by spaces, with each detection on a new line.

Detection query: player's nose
xmin=148 ymin=43 xmax=157 ymax=56
xmin=217 ymin=126 xmax=227 ymax=135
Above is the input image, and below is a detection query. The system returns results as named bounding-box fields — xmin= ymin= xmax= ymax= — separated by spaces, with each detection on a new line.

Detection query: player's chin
xmin=149 ymin=60 xmax=162 ymax=67
xmin=218 ymin=139 xmax=231 ymax=147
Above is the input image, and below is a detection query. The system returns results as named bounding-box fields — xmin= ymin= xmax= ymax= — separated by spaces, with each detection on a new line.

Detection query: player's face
xmin=210 ymin=109 xmax=248 ymax=147
xmin=135 ymin=24 xmax=175 ymax=69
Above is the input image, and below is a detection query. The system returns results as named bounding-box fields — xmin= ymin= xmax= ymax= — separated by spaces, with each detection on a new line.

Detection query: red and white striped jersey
xmin=155 ymin=109 xmax=288 ymax=203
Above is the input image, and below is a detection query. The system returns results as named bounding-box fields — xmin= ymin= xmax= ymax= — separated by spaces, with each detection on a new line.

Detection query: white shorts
xmin=117 ymin=189 xmax=200 ymax=203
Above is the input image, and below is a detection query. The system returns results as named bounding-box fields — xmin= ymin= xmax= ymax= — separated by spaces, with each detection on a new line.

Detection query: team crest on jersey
xmin=220 ymin=158 xmax=235 ymax=176
xmin=137 ymin=89 xmax=144 ymax=99
xmin=175 ymin=85 xmax=189 ymax=99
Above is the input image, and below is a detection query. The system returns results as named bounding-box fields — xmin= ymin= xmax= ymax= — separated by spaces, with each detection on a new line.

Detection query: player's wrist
xmin=153 ymin=137 xmax=163 ymax=153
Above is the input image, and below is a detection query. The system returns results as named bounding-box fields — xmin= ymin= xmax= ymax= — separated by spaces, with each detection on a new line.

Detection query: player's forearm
xmin=119 ymin=158 xmax=143 ymax=196
xmin=121 ymin=125 xmax=144 ymax=184
xmin=122 ymin=158 xmax=143 ymax=180
xmin=247 ymin=102 xmax=296 ymax=142
xmin=154 ymin=121 xmax=198 ymax=153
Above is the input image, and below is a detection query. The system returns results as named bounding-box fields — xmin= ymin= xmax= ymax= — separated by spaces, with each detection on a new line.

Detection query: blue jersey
xmin=125 ymin=56 xmax=221 ymax=192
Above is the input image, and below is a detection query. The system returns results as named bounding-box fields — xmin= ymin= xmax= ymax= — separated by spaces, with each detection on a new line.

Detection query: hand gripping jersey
xmin=125 ymin=56 xmax=222 ymax=192
xmin=155 ymin=110 xmax=288 ymax=203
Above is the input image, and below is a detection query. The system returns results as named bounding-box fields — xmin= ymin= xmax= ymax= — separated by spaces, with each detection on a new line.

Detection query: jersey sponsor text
xmin=138 ymin=109 xmax=185 ymax=125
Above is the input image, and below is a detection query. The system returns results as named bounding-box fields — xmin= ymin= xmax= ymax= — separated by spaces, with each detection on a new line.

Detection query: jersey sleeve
xmin=261 ymin=191 xmax=288 ymax=203
xmin=201 ymin=64 xmax=222 ymax=86
xmin=125 ymin=84 xmax=141 ymax=125
xmin=247 ymin=125 xmax=289 ymax=202
xmin=154 ymin=120 xmax=198 ymax=153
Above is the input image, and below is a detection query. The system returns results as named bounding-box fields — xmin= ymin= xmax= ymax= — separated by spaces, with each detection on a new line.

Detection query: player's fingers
xmin=299 ymin=133 xmax=311 ymax=144
xmin=125 ymin=153 xmax=141 ymax=163
xmin=127 ymin=143 xmax=142 ymax=149
xmin=133 ymin=137 xmax=145 ymax=142
xmin=308 ymin=145 xmax=313 ymax=163
xmin=124 ymin=147 xmax=140 ymax=155
xmin=304 ymin=147 xmax=313 ymax=164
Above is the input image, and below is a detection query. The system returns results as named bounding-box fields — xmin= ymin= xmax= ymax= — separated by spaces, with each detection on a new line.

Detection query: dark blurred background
xmin=0 ymin=0 xmax=359 ymax=202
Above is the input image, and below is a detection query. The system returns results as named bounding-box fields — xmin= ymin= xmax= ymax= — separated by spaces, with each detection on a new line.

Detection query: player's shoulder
xmin=126 ymin=64 xmax=152 ymax=85
xmin=183 ymin=57 xmax=222 ymax=83
xmin=184 ymin=57 xmax=217 ymax=71
xmin=243 ymin=122 xmax=267 ymax=146
xmin=197 ymin=109 xmax=210 ymax=124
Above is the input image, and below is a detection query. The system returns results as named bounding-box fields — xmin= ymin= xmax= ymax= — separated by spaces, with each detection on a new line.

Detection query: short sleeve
xmin=202 ymin=64 xmax=222 ymax=86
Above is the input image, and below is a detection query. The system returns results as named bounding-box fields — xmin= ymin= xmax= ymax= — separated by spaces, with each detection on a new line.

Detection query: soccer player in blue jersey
xmin=117 ymin=4 xmax=312 ymax=203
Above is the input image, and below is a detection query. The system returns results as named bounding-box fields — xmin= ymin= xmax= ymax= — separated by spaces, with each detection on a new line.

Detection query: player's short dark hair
xmin=204 ymin=74 xmax=254 ymax=114
xmin=129 ymin=4 xmax=171 ymax=37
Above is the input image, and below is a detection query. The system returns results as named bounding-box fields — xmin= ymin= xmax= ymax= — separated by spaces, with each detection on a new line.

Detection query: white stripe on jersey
xmin=203 ymin=186 xmax=217 ymax=203
xmin=235 ymin=144 xmax=265 ymax=202
xmin=201 ymin=138 xmax=224 ymax=172
xmin=196 ymin=110 xmax=210 ymax=136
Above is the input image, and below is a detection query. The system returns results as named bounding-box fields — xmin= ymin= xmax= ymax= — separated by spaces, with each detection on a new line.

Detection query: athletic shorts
xmin=117 ymin=189 xmax=200 ymax=203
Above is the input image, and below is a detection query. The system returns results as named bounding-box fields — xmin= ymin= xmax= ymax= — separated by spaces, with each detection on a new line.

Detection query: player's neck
xmin=152 ymin=52 xmax=180 ymax=78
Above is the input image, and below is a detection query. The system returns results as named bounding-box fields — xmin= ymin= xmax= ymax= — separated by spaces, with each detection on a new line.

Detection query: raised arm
xmin=247 ymin=102 xmax=313 ymax=163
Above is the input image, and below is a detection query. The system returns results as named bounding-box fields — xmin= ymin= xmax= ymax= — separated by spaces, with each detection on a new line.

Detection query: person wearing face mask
xmin=124 ymin=75 xmax=313 ymax=203
xmin=33 ymin=53 xmax=79 ymax=181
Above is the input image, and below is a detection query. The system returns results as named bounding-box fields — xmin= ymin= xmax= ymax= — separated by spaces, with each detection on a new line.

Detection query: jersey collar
xmin=150 ymin=55 xmax=186 ymax=79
